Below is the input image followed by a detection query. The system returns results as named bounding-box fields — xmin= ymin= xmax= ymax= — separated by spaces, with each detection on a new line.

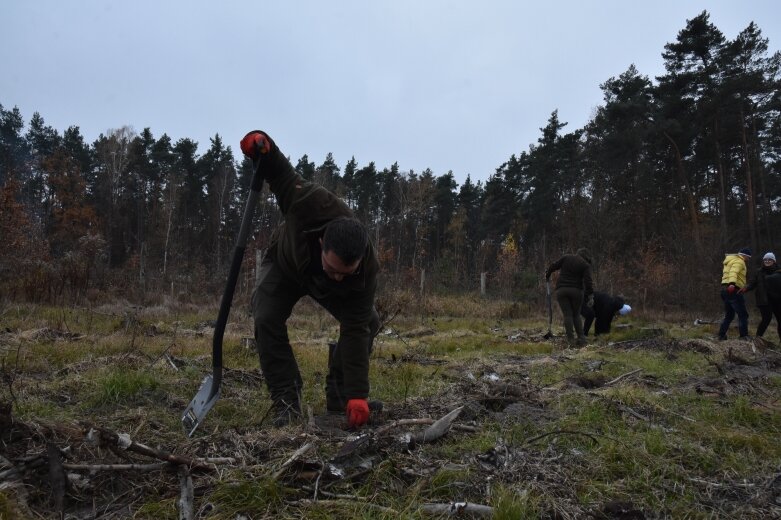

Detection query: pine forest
xmin=1 ymin=12 xmax=779 ymax=312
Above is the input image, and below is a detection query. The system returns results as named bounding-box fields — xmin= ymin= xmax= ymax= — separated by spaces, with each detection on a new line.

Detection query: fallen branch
xmin=332 ymin=412 xmax=476 ymax=462
xmin=523 ymin=429 xmax=601 ymax=446
xmin=85 ymin=425 xmax=228 ymax=470
xmin=688 ymin=477 xmax=757 ymax=488
xmin=604 ymin=368 xmax=643 ymax=386
xmin=300 ymin=487 xmax=368 ymax=501
xmin=198 ymin=457 xmax=235 ymax=465
xmin=373 ymin=417 xmax=478 ymax=437
xmin=420 ymin=502 xmax=494 ymax=517
xmin=47 ymin=443 xmax=66 ymax=515
xmin=374 ymin=418 xmax=434 ymax=436
xmin=289 ymin=498 xmax=398 ymax=515
xmin=165 ymin=354 xmax=180 ymax=371
xmin=411 ymin=406 xmax=463 ymax=444
xmin=588 ymin=392 xmax=655 ymax=423
xmin=453 ymin=424 xmax=480 ymax=433
xmin=306 ymin=405 xmax=316 ymax=431
xmin=332 ymin=434 xmax=372 ymax=460
xmin=178 ymin=465 xmax=194 ymax=520
xmin=273 ymin=442 xmax=314 ymax=480
xmin=617 ymin=405 xmax=649 ymax=422
xmin=650 ymin=402 xmax=696 ymax=423
xmin=63 ymin=462 xmax=168 ymax=472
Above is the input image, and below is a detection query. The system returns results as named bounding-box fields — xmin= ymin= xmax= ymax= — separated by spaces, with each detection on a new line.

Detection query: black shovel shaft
xmin=211 ymin=244 xmax=247 ymax=370
xmin=546 ymin=281 xmax=553 ymax=328
xmin=208 ymin=163 xmax=263 ymax=394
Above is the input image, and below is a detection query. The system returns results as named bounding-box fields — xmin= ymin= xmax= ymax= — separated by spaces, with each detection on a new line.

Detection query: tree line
xmin=1 ymin=11 xmax=779 ymax=311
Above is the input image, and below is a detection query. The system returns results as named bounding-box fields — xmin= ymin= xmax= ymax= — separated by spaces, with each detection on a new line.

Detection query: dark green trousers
xmin=251 ymin=256 xmax=379 ymax=408
xmin=555 ymin=287 xmax=586 ymax=345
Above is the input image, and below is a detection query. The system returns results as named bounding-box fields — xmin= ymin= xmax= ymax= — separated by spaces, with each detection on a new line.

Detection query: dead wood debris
xmin=0 ymin=398 xmax=490 ymax=518
xmin=178 ymin=465 xmax=194 ymax=520
xmin=63 ymin=462 xmax=169 ymax=471
xmin=289 ymin=498 xmax=399 ymax=515
xmin=47 ymin=442 xmax=67 ymax=514
xmin=522 ymin=429 xmax=603 ymax=447
xmin=420 ymin=501 xmax=494 ymax=517
xmin=18 ymin=328 xmax=85 ymax=342
xmin=410 ymin=405 xmax=463 ymax=444
xmin=273 ymin=441 xmax=315 ymax=479
xmin=604 ymin=368 xmax=643 ymax=387
xmin=84 ymin=424 xmax=234 ymax=470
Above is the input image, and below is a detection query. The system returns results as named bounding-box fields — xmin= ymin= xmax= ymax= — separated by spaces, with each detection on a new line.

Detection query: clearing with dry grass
xmin=1 ymin=297 xmax=780 ymax=519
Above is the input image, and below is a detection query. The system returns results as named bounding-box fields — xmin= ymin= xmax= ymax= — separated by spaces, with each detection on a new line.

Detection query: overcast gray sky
xmin=2 ymin=1 xmax=779 ymax=185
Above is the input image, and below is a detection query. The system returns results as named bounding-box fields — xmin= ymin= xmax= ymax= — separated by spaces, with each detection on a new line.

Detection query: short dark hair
xmin=322 ymin=217 xmax=368 ymax=265
xmin=576 ymin=247 xmax=592 ymax=264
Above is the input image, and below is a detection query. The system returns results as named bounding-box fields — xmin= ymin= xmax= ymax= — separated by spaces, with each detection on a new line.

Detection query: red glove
xmin=738 ymin=286 xmax=748 ymax=294
xmin=727 ymin=284 xmax=736 ymax=295
xmin=239 ymin=130 xmax=271 ymax=160
xmin=346 ymin=399 xmax=369 ymax=428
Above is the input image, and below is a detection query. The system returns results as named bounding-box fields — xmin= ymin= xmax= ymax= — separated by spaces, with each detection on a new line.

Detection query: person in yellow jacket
xmin=718 ymin=247 xmax=752 ymax=340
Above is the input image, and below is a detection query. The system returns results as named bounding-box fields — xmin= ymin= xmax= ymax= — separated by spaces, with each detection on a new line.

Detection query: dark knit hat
xmin=738 ymin=247 xmax=752 ymax=257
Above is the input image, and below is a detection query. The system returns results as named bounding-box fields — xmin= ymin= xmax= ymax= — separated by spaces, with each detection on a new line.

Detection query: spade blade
xmin=182 ymin=374 xmax=221 ymax=437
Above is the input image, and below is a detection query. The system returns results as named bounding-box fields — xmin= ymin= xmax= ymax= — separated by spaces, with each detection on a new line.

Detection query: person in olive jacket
xmin=744 ymin=252 xmax=781 ymax=342
xmin=718 ymin=247 xmax=752 ymax=340
xmin=545 ymin=248 xmax=594 ymax=347
xmin=240 ymin=130 xmax=380 ymax=428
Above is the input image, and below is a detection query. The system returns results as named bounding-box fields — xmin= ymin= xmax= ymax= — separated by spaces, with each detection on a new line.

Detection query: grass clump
xmin=90 ymin=369 xmax=162 ymax=406
xmin=134 ymin=499 xmax=178 ymax=520
xmin=206 ymin=478 xmax=287 ymax=519
xmin=492 ymin=486 xmax=541 ymax=519
xmin=0 ymin=491 xmax=25 ymax=520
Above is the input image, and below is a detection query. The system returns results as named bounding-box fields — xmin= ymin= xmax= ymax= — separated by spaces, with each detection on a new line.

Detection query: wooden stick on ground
xmin=604 ymin=368 xmax=643 ymax=386
xmin=64 ymin=462 xmax=168 ymax=472
xmin=523 ymin=429 xmax=601 ymax=446
xmin=290 ymin=499 xmax=398 ymax=515
xmin=273 ymin=442 xmax=314 ymax=480
xmin=47 ymin=443 xmax=66 ymax=515
xmin=420 ymin=502 xmax=494 ymax=517
xmin=86 ymin=426 xmax=234 ymax=470
xmin=374 ymin=418 xmax=435 ymax=436
xmin=618 ymin=404 xmax=649 ymax=422
xmin=411 ymin=406 xmax=463 ymax=444
xmin=178 ymin=465 xmax=194 ymax=520
xmin=650 ymin=402 xmax=696 ymax=423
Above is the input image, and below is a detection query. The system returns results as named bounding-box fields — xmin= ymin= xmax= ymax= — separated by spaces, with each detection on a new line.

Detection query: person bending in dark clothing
xmin=240 ymin=130 xmax=380 ymax=429
xmin=580 ymin=292 xmax=631 ymax=336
